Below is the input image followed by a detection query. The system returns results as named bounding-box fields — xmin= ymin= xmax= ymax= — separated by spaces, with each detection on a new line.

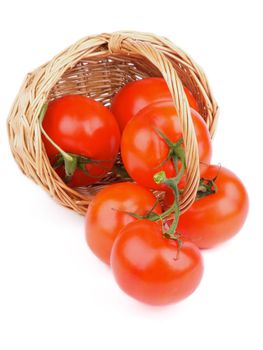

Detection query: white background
xmin=0 ymin=1 xmax=262 ymax=349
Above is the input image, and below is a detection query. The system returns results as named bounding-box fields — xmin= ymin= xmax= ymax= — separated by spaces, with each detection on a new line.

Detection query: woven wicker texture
xmin=7 ymin=31 xmax=219 ymax=215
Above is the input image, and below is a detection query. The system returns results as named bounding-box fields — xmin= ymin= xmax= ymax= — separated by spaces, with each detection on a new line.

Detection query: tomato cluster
xmin=42 ymin=78 xmax=249 ymax=306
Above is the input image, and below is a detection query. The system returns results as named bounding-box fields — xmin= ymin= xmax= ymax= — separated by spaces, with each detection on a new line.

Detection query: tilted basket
xmin=7 ymin=31 xmax=218 ymax=215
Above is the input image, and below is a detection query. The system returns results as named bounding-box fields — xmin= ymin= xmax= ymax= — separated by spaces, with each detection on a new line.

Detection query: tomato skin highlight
xmin=111 ymin=220 xmax=203 ymax=305
xmin=172 ymin=165 xmax=249 ymax=248
xmin=111 ymin=77 xmax=199 ymax=132
xmin=121 ymin=100 xmax=212 ymax=190
xmin=85 ymin=183 xmax=162 ymax=265
xmin=42 ymin=95 xmax=120 ymax=187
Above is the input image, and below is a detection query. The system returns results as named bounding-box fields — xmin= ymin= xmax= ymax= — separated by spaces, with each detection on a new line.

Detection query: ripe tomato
xmin=121 ymin=101 xmax=212 ymax=191
xmin=42 ymin=95 xmax=120 ymax=187
xmin=111 ymin=220 xmax=203 ymax=305
xmin=171 ymin=165 xmax=249 ymax=248
xmin=111 ymin=77 xmax=199 ymax=131
xmin=85 ymin=183 xmax=162 ymax=264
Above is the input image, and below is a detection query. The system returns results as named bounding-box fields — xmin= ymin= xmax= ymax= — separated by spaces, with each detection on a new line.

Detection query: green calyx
xmin=154 ymin=129 xmax=186 ymax=175
xmin=196 ymin=165 xmax=220 ymax=201
xmin=52 ymin=153 xmax=109 ymax=183
xmin=39 ymin=103 xmax=110 ymax=183
xmin=196 ymin=177 xmax=217 ymax=200
xmin=195 ymin=164 xmax=221 ymax=201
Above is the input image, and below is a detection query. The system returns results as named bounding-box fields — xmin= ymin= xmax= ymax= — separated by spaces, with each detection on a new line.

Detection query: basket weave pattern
xmin=7 ymin=32 xmax=218 ymax=215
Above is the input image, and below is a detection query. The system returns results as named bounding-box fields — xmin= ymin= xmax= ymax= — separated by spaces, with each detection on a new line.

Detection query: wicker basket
xmin=7 ymin=31 xmax=218 ymax=215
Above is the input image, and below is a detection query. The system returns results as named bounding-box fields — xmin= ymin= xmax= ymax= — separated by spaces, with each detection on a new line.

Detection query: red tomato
xmin=111 ymin=220 xmax=203 ymax=305
xmin=121 ymin=101 xmax=212 ymax=190
xmin=85 ymin=183 xmax=162 ymax=264
xmin=171 ymin=165 xmax=249 ymax=248
xmin=111 ymin=77 xmax=199 ymax=131
xmin=42 ymin=95 xmax=120 ymax=187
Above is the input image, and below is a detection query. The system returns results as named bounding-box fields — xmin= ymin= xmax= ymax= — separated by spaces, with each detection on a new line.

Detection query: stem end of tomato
xmin=153 ymin=171 xmax=167 ymax=185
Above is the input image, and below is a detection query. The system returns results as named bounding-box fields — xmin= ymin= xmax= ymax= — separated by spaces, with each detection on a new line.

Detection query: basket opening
xmin=47 ymin=54 xmax=165 ymax=195
xmin=48 ymin=54 xmax=162 ymax=107
xmin=47 ymin=52 xmax=208 ymax=196
xmin=48 ymin=52 xmax=207 ymax=118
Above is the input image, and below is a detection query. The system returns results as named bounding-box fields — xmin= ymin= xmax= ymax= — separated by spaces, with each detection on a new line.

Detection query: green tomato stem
xmin=39 ymin=103 xmax=73 ymax=162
